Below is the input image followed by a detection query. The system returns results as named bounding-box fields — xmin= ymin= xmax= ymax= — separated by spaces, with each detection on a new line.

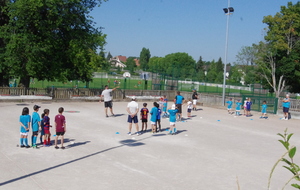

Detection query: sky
xmin=90 ymin=0 xmax=299 ymax=64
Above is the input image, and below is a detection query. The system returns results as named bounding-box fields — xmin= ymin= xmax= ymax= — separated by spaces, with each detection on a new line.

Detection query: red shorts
xmin=44 ymin=127 xmax=50 ymax=134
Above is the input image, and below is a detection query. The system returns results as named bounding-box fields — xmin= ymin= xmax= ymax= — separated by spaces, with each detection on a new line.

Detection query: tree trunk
xmin=19 ymin=76 xmax=31 ymax=88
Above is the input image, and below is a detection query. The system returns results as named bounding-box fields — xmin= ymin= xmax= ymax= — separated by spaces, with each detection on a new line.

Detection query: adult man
xmin=192 ymin=89 xmax=198 ymax=111
xmin=174 ymin=91 xmax=184 ymax=121
xmin=100 ymin=85 xmax=118 ymax=117
xmin=282 ymin=94 xmax=290 ymax=120
xmin=126 ymin=96 xmax=140 ymax=135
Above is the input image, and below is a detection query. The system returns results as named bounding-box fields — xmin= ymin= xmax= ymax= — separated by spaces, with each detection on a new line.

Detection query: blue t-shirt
xmin=20 ymin=115 xmax=31 ymax=133
xmin=157 ymin=108 xmax=161 ymax=120
xmin=246 ymin=101 xmax=252 ymax=110
xmin=262 ymin=104 xmax=267 ymax=113
xmin=168 ymin=109 xmax=178 ymax=122
xmin=283 ymin=98 xmax=290 ymax=108
xmin=32 ymin=112 xmax=41 ymax=132
xmin=163 ymin=99 xmax=168 ymax=112
xmin=226 ymin=101 xmax=233 ymax=109
xmin=150 ymin=107 xmax=158 ymax=122
xmin=236 ymin=102 xmax=242 ymax=111
xmin=175 ymin=95 xmax=184 ymax=104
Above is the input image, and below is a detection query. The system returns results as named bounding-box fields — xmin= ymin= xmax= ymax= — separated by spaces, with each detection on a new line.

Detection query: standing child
xmin=140 ymin=103 xmax=149 ymax=133
xmin=235 ymin=100 xmax=242 ymax=116
xmin=19 ymin=107 xmax=31 ymax=148
xmin=162 ymin=95 xmax=168 ymax=117
xmin=156 ymin=103 xmax=162 ymax=132
xmin=43 ymin=109 xmax=52 ymax=146
xmin=246 ymin=98 xmax=252 ymax=117
xmin=187 ymin=99 xmax=192 ymax=117
xmin=40 ymin=113 xmax=45 ymax=145
xmin=149 ymin=102 xmax=158 ymax=133
xmin=54 ymin=107 xmax=66 ymax=149
xmin=226 ymin=98 xmax=233 ymax=114
xmin=243 ymin=98 xmax=248 ymax=115
xmin=260 ymin=101 xmax=268 ymax=119
xmin=31 ymin=105 xmax=41 ymax=148
xmin=168 ymin=104 xmax=178 ymax=135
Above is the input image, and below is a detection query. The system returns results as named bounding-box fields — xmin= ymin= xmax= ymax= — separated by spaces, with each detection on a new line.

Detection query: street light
xmin=222 ymin=1 xmax=234 ymax=106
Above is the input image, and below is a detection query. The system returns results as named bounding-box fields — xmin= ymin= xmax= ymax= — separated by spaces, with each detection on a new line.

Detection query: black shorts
xmin=32 ymin=131 xmax=38 ymax=136
xmin=187 ymin=109 xmax=192 ymax=113
xmin=142 ymin=119 xmax=148 ymax=122
xmin=156 ymin=119 xmax=161 ymax=123
xmin=283 ymin=107 xmax=289 ymax=113
xmin=176 ymin=104 xmax=182 ymax=113
xmin=104 ymin=101 xmax=113 ymax=108
xmin=56 ymin=132 xmax=65 ymax=136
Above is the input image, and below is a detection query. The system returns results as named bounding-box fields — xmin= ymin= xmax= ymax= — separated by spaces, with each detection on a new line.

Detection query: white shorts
xmin=20 ymin=132 xmax=28 ymax=136
xmin=169 ymin=122 xmax=175 ymax=126
xmin=151 ymin=121 xmax=156 ymax=125
xmin=192 ymin=99 xmax=197 ymax=105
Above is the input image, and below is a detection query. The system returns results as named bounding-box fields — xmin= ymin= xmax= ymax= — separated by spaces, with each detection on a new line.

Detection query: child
xmin=168 ymin=104 xmax=178 ymax=135
xmin=43 ymin=109 xmax=52 ymax=146
xmin=260 ymin=101 xmax=268 ymax=119
xmin=226 ymin=98 xmax=233 ymax=114
xmin=31 ymin=105 xmax=41 ymax=148
xmin=235 ymin=100 xmax=242 ymax=116
xmin=156 ymin=103 xmax=162 ymax=132
xmin=140 ymin=103 xmax=149 ymax=133
xmin=19 ymin=107 xmax=31 ymax=148
xmin=40 ymin=113 xmax=45 ymax=145
xmin=246 ymin=98 xmax=252 ymax=117
xmin=243 ymin=98 xmax=248 ymax=115
xmin=187 ymin=99 xmax=192 ymax=117
xmin=162 ymin=95 xmax=168 ymax=118
xmin=149 ymin=102 xmax=158 ymax=133
xmin=54 ymin=107 xmax=66 ymax=149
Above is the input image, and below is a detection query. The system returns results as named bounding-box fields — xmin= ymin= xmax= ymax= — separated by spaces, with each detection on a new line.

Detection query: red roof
xmin=116 ymin=55 xmax=127 ymax=62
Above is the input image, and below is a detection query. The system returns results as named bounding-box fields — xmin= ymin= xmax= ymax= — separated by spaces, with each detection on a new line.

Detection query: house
xmin=109 ymin=55 xmax=127 ymax=68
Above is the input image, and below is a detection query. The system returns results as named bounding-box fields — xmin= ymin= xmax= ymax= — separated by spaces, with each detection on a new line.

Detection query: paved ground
xmin=0 ymin=101 xmax=300 ymax=190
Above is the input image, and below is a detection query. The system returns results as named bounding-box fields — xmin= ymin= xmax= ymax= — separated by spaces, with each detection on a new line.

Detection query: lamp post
xmin=222 ymin=1 xmax=234 ymax=106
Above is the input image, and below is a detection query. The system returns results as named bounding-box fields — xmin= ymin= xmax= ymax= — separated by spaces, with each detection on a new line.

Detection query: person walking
xmin=100 ymin=85 xmax=119 ymax=117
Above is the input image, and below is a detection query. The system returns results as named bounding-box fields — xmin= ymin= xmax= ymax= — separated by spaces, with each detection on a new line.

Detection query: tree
xmin=236 ymin=45 xmax=257 ymax=65
xmin=139 ymin=47 xmax=151 ymax=71
xmin=106 ymin=51 xmax=113 ymax=61
xmin=126 ymin=57 xmax=137 ymax=74
xmin=257 ymin=1 xmax=300 ymax=96
xmin=0 ymin=0 xmax=107 ymax=87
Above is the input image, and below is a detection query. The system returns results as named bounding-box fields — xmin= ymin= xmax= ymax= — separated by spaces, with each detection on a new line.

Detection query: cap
xmin=132 ymin=96 xmax=136 ymax=100
xmin=171 ymin=104 xmax=176 ymax=110
xmin=33 ymin=105 xmax=41 ymax=110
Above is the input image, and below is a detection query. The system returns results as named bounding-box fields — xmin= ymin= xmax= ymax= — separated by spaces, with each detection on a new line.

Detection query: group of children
xmin=19 ymin=105 xmax=67 ymax=149
xmin=137 ymin=95 xmax=195 ymax=135
xmin=226 ymin=98 xmax=268 ymax=118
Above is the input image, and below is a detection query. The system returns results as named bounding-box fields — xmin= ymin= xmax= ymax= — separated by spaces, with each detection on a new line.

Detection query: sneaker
xmin=285 ymin=118 xmax=288 ymax=120
xmin=61 ymin=146 xmax=65 ymax=149
xmin=106 ymin=115 xmax=109 ymax=118
xmin=20 ymin=145 xmax=25 ymax=148
xmin=127 ymin=132 xmax=131 ymax=135
xmin=111 ymin=114 xmax=115 ymax=117
xmin=55 ymin=146 xmax=59 ymax=149
xmin=25 ymin=145 xmax=31 ymax=148
xmin=136 ymin=132 xmax=141 ymax=136
xmin=44 ymin=144 xmax=50 ymax=147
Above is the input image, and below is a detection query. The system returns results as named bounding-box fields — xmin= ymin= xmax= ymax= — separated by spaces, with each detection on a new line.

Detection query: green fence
xmin=241 ymin=95 xmax=278 ymax=114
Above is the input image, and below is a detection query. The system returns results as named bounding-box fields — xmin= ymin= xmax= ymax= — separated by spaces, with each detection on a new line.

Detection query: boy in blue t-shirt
xmin=156 ymin=103 xmax=162 ymax=132
xmin=260 ymin=101 xmax=268 ymax=119
xmin=246 ymin=98 xmax=252 ymax=117
xmin=235 ymin=100 xmax=242 ymax=116
xmin=31 ymin=105 xmax=41 ymax=148
xmin=226 ymin=98 xmax=233 ymax=114
xmin=168 ymin=104 xmax=178 ymax=135
xmin=150 ymin=102 xmax=158 ymax=133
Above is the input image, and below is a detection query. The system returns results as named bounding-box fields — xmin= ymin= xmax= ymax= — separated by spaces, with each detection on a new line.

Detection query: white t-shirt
xmin=101 ymin=89 xmax=113 ymax=102
xmin=127 ymin=101 xmax=139 ymax=114
xmin=187 ymin=101 xmax=192 ymax=109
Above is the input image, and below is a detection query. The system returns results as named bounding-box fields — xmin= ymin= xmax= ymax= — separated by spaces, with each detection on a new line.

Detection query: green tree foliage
xmin=236 ymin=45 xmax=257 ymax=65
xmin=228 ymin=65 xmax=243 ymax=84
xmin=106 ymin=51 xmax=113 ymax=61
xmin=163 ymin=52 xmax=196 ymax=79
xmin=126 ymin=57 xmax=137 ymax=74
xmin=148 ymin=56 xmax=164 ymax=73
xmin=195 ymin=56 xmax=205 ymax=81
xmin=0 ymin=0 xmax=107 ymax=87
xmin=260 ymin=1 xmax=300 ymax=94
xmin=139 ymin=47 xmax=151 ymax=71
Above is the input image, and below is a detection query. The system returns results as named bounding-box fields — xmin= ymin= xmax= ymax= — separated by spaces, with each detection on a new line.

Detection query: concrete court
xmin=0 ymin=101 xmax=300 ymax=190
